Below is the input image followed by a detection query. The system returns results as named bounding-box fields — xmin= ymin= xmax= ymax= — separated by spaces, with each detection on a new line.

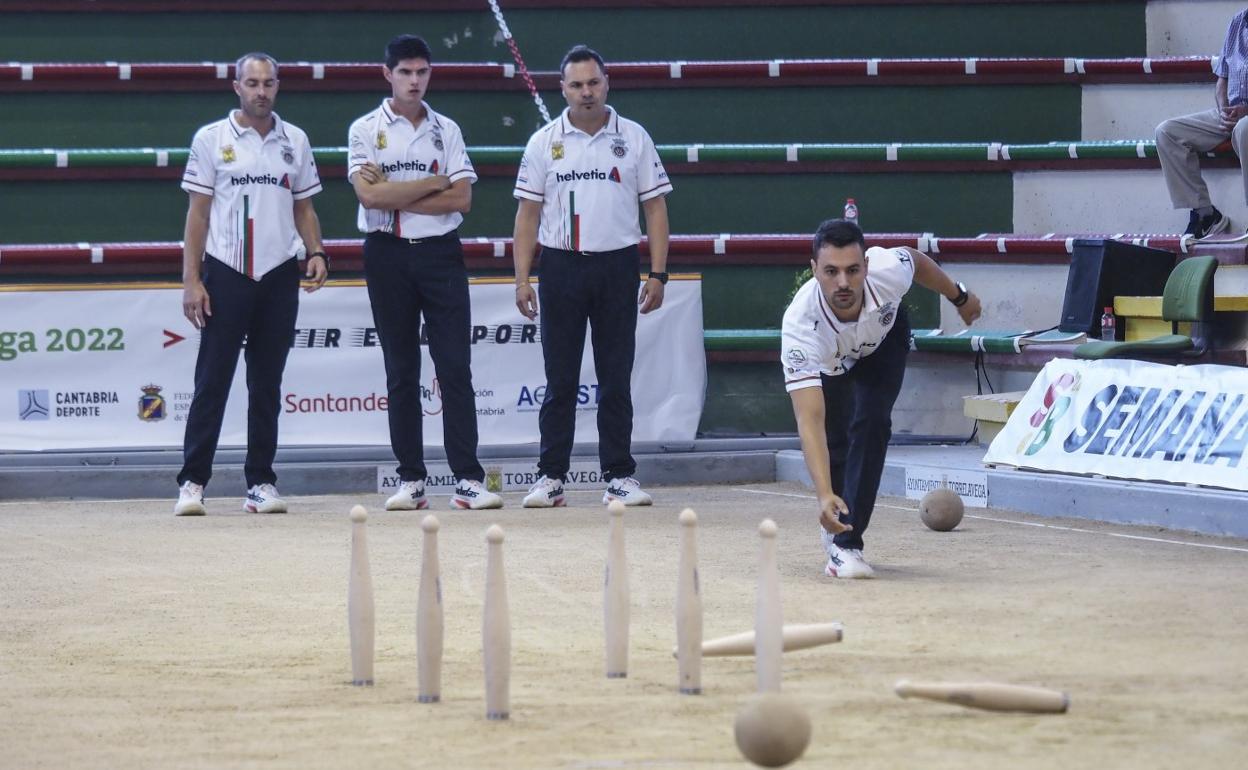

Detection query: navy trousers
xmin=178 ymin=256 xmax=298 ymax=489
xmin=824 ymin=306 xmax=911 ymax=551
xmin=363 ymin=231 xmax=483 ymax=483
xmin=535 ymin=246 xmax=639 ymax=482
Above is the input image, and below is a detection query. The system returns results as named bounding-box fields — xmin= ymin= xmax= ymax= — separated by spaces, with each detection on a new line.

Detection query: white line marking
xmin=965 ymin=514 xmax=1248 ymax=552
xmin=733 ymin=487 xmax=1248 ymax=553
xmin=0 ymin=497 xmax=169 ymax=507
xmin=735 ymin=488 xmax=816 ymax=500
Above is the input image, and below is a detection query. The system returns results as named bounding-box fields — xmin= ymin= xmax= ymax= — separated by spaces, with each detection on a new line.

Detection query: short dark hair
xmin=560 ymin=45 xmax=606 ymax=78
xmin=385 ymin=35 xmax=433 ymax=70
xmin=812 ymin=218 xmax=866 ymax=258
xmin=234 ymin=52 xmax=279 ymax=79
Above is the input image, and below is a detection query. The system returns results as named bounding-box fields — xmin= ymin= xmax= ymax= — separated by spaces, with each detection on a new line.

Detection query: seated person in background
xmin=1155 ymin=7 xmax=1248 ymax=239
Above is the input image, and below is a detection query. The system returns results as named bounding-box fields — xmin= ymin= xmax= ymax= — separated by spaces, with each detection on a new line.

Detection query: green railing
xmin=0 ymin=141 xmax=1182 ymax=170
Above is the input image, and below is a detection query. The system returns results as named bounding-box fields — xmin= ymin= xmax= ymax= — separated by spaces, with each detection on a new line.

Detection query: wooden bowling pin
xmin=483 ymin=525 xmax=511 ymax=720
xmin=671 ymin=622 xmax=843 ymax=658
xmin=675 ymin=508 xmax=703 ymax=694
xmin=755 ymin=519 xmax=782 ymax=693
xmin=604 ymin=500 xmax=630 ymax=679
xmin=417 ymin=514 xmax=443 ymax=703
xmin=895 ymin=680 xmax=1070 ymax=713
xmin=348 ymin=505 xmax=375 ymax=686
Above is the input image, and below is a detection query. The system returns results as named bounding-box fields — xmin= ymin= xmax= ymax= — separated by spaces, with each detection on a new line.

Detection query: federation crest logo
xmin=878 ymin=302 xmax=896 ymax=326
xmin=785 ymin=348 xmax=808 ymax=367
xmin=376 ymin=131 xmax=388 ymax=150
xmin=486 ymin=466 xmax=503 ymax=493
xmin=221 ymin=145 xmax=236 ymax=163
xmin=281 ymin=145 xmax=294 ymax=164
xmin=611 ymin=137 xmax=628 ymax=158
xmin=551 ymin=142 xmax=564 ymax=160
xmin=138 ymin=384 xmax=167 ymax=422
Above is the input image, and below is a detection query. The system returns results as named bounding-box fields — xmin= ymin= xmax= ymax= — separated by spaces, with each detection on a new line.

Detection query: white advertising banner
xmin=903 ymin=467 xmax=989 ymax=508
xmin=0 ymin=277 xmax=706 ymax=452
xmin=985 ymin=359 xmax=1248 ymax=492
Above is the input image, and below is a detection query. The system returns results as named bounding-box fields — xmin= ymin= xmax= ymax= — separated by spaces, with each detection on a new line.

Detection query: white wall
xmin=1082 ymin=83 xmax=1213 ymax=140
xmin=1013 ymin=168 xmax=1248 ymax=233
xmin=937 ymin=264 xmax=1071 ymax=332
xmin=1147 ymin=0 xmax=1244 ymax=56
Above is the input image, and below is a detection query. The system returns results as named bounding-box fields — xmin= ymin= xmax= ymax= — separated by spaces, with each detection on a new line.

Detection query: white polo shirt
xmin=181 ymin=111 xmax=321 ymax=280
xmin=514 ymin=107 xmax=672 ymax=252
xmin=781 ymin=246 xmax=916 ymax=392
xmin=347 ymin=99 xmax=477 ymax=238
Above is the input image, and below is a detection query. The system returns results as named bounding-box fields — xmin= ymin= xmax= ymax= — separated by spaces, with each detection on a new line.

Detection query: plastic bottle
xmin=843 ymin=198 xmax=859 ymax=225
xmin=1100 ymin=306 xmax=1116 ymax=341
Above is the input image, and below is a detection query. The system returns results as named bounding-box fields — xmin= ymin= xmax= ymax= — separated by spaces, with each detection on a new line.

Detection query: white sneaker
xmin=451 ymin=479 xmax=503 ymax=510
xmin=386 ymin=480 xmax=429 ymax=511
xmin=244 ymin=483 xmax=287 ymax=514
xmin=522 ymin=475 xmax=565 ymax=508
xmin=174 ymin=481 xmax=206 ymax=516
xmin=602 ymin=477 xmax=652 ymax=506
xmin=823 ymin=537 xmax=875 ymax=579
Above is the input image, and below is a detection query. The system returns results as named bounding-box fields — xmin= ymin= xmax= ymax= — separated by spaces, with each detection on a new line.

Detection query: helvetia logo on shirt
xmin=555 ymin=168 xmax=621 ymax=183
xmin=381 ymin=159 xmax=433 ymax=174
xmin=229 ymin=173 xmax=286 ymax=187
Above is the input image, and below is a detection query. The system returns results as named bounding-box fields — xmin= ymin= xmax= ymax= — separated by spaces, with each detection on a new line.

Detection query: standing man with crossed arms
xmin=175 ymin=52 xmax=328 ymax=516
xmin=349 ymin=34 xmax=501 ymax=511
xmin=513 ymin=45 xmax=673 ymax=508
xmin=784 ymin=219 xmax=981 ymax=578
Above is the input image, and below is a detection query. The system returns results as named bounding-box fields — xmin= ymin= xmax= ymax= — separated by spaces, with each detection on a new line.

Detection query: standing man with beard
xmin=348 ymin=34 xmax=502 ymax=511
xmin=174 ymin=52 xmax=329 ymax=516
xmin=512 ymin=45 xmax=673 ymax=508
xmin=783 ymin=219 xmax=981 ymax=578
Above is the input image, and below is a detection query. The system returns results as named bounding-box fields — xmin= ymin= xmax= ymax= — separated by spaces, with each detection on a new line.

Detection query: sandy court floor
xmin=1 ymin=482 xmax=1246 ymax=770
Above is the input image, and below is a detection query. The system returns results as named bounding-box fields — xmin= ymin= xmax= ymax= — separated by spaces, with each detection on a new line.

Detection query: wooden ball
xmin=734 ymin=693 xmax=812 ymax=768
xmin=919 ymin=489 xmax=964 ymax=532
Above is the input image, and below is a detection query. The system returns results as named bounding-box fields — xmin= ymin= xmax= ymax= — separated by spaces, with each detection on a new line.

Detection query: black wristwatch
xmin=308 ymin=250 xmax=330 ymax=268
xmin=648 ymin=271 xmax=669 ymax=285
xmin=950 ymin=281 xmax=969 ymax=307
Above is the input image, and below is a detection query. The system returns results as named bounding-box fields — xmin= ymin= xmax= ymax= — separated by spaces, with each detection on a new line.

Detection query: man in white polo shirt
xmin=513 ymin=45 xmax=672 ymax=508
xmin=784 ymin=219 xmax=982 ymax=578
xmin=174 ymin=52 xmax=328 ymax=517
xmin=348 ymin=34 xmax=502 ymax=512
